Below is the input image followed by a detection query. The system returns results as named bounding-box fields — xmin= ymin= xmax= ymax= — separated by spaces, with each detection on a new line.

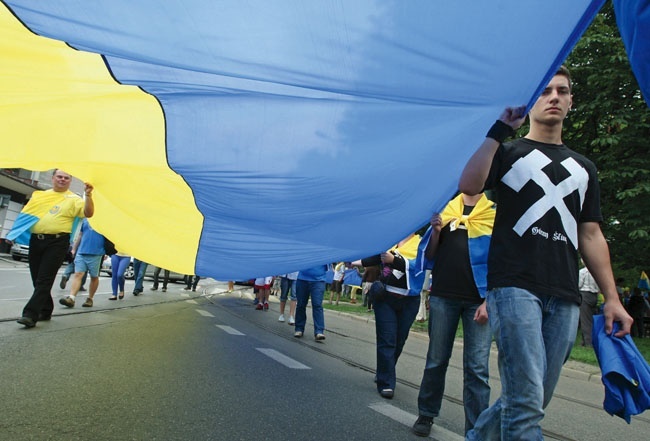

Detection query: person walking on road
xmin=294 ymin=265 xmax=329 ymax=341
xmin=413 ymin=193 xmax=494 ymax=437
xmin=578 ymin=262 xmax=600 ymax=347
xmin=151 ymin=266 xmax=169 ymax=292
xmin=459 ymin=66 xmax=632 ymax=440
xmin=110 ymin=251 xmax=130 ymax=300
xmin=132 ymin=258 xmax=148 ymax=295
xmin=352 ymin=233 xmax=427 ymax=400
xmin=59 ymin=218 xmax=105 ymax=308
xmin=8 ymin=169 xmax=94 ymax=328
xmin=278 ymin=271 xmax=298 ymax=324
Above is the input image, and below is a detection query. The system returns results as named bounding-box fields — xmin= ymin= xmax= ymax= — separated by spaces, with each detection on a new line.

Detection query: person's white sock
xmin=69 ymin=294 xmax=76 ymax=299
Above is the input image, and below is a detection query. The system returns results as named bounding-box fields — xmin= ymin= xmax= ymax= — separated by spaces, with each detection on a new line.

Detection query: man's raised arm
xmin=459 ymin=106 xmax=526 ymax=195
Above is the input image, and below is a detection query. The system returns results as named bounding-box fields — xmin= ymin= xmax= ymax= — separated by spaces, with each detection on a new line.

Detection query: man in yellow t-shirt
xmin=13 ymin=170 xmax=94 ymax=328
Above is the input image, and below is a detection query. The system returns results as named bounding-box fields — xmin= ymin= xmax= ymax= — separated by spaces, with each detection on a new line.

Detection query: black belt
xmin=33 ymin=233 xmax=69 ymax=240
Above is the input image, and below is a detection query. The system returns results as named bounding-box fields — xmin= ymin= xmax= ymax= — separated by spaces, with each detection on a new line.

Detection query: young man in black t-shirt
xmin=459 ymin=66 xmax=632 ymax=440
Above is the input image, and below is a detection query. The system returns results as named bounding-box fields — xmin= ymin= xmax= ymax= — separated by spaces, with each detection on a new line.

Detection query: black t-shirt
xmin=430 ymin=204 xmax=482 ymax=303
xmin=485 ymin=138 xmax=602 ymax=304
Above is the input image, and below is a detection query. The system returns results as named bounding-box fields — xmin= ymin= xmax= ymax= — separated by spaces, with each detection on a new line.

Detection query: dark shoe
xmin=150 ymin=286 xmax=158 ymax=291
xmin=17 ymin=317 xmax=36 ymax=328
xmin=82 ymin=298 xmax=93 ymax=307
xmin=379 ymin=388 xmax=394 ymax=399
xmin=118 ymin=293 xmax=124 ymax=300
xmin=38 ymin=313 xmax=52 ymax=321
xmin=412 ymin=415 xmax=434 ymax=437
xmin=133 ymin=290 xmax=140 ymax=296
xmin=59 ymin=275 xmax=68 ymax=289
xmin=161 ymin=287 xmax=167 ymax=292
xmin=79 ymin=286 xmax=87 ymax=292
xmin=109 ymin=296 xmax=117 ymax=301
xmin=59 ymin=296 xmax=75 ymax=308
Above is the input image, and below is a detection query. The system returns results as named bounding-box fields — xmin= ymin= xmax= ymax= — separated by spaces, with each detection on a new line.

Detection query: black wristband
xmin=486 ymin=120 xmax=515 ymax=143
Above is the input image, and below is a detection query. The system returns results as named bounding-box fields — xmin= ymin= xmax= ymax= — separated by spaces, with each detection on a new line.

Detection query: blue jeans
xmin=373 ymin=294 xmax=420 ymax=391
xmin=280 ymin=277 xmax=297 ymax=302
xmin=64 ymin=261 xmax=88 ymax=286
xmin=295 ymin=280 xmax=325 ymax=335
xmin=418 ymin=296 xmax=491 ymax=434
xmin=466 ymin=287 xmax=579 ymax=441
xmin=133 ymin=259 xmax=148 ymax=292
xmin=110 ymin=255 xmax=131 ymax=295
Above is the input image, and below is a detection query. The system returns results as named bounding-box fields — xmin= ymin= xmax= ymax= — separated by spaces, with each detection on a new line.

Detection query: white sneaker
xmin=294 ymin=331 xmax=303 ymax=338
xmin=278 ymin=314 xmax=285 ymax=322
xmin=288 ymin=316 xmax=295 ymax=325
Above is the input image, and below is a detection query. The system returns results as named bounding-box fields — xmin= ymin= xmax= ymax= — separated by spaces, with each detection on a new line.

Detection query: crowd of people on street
xmin=7 ymin=66 xmax=648 ymax=440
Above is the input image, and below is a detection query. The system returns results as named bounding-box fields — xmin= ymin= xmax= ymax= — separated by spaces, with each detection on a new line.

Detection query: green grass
xmin=323 ymin=294 xmax=650 ymax=366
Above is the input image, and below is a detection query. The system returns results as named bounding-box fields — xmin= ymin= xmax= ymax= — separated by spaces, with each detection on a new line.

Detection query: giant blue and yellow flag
xmin=1 ymin=1 xmax=649 ymax=279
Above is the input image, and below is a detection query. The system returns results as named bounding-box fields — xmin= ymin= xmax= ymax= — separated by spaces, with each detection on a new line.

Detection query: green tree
xmin=563 ymin=2 xmax=650 ymax=282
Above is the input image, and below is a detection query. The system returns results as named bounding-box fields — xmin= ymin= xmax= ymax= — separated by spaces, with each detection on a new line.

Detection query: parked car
xmin=10 ymin=242 xmax=29 ymax=261
xmin=100 ymin=256 xmax=185 ymax=282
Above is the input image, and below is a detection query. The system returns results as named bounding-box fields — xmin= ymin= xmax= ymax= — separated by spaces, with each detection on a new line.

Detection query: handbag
xmin=368 ymin=279 xmax=387 ymax=303
xmin=104 ymin=237 xmax=117 ymax=256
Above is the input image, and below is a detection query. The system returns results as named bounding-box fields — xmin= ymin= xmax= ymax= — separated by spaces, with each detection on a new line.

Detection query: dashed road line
xmin=195 ymin=308 xmax=213 ymax=316
xmin=368 ymin=402 xmax=462 ymax=441
xmin=215 ymin=325 xmax=245 ymax=335
xmin=256 ymin=348 xmax=311 ymax=369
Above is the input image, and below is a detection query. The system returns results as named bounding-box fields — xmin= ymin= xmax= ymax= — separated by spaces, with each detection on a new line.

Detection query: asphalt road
xmin=1 ymin=256 xmax=649 ymax=440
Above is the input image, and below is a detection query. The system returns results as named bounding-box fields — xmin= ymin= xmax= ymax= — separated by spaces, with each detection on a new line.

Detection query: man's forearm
xmin=458 ymin=138 xmax=499 ymax=195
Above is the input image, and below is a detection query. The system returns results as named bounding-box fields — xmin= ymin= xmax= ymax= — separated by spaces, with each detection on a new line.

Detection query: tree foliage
xmin=563 ymin=2 xmax=650 ymax=283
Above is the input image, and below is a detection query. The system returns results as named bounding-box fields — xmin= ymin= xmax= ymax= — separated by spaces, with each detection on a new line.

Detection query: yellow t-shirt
xmin=31 ymin=190 xmax=85 ymax=234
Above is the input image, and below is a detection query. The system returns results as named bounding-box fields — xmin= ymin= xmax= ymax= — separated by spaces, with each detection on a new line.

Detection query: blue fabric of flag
xmin=593 ymin=314 xmax=650 ymax=423
xmin=3 ymin=1 xmax=624 ymax=279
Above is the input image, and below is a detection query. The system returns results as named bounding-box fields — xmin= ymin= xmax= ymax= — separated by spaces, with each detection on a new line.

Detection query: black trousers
xmin=23 ymin=234 xmax=70 ymax=320
xmin=152 ymin=267 xmax=169 ymax=289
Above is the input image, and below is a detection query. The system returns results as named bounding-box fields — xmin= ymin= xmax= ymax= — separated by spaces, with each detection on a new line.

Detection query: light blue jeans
xmin=418 ymin=296 xmax=491 ymax=434
xmin=295 ymin=280 xmax=325 ymax=335
xmin=466 ymin=287 xmax=579 ymax=441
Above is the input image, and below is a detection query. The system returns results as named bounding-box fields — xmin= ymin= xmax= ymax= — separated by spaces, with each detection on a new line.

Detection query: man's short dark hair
xmin=556 ymin=65 xmax=572 ymax=91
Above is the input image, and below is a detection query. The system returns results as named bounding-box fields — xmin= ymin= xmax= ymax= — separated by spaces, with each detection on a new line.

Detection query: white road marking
xmin=195 ymin=308 xmax=213 ymax=316
xmin=256 ymin=348 xmax=311 ymax=370
xmin=180 ymin=293 xmax=190 ymax=298
xmin=368 ymin=402 xmax=462 ymax=441
xmin=215 ymin=325 xmax=245 ymax=336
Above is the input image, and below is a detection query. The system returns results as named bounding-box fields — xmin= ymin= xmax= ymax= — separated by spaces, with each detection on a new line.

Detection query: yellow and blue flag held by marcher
xmin=435 ymin=193 xmax=495 ymax=297
xmin=1 ymin=1 xmax=649 ymax=279
xmin=6 ymin=190 xmax=81 ymax=245
xmin=639 ymin=271 xmax=650 ymax=291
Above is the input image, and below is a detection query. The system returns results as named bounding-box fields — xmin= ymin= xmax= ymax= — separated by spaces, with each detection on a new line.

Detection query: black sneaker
xmin=412 ymin=415 xmax=434 ymax=437
xmin=59 ymin=275 xmax=68 ymax=289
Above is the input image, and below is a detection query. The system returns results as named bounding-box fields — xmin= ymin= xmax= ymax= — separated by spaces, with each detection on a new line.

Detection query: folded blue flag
xmin=592 ymin=314 xmax=650 ymax=423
